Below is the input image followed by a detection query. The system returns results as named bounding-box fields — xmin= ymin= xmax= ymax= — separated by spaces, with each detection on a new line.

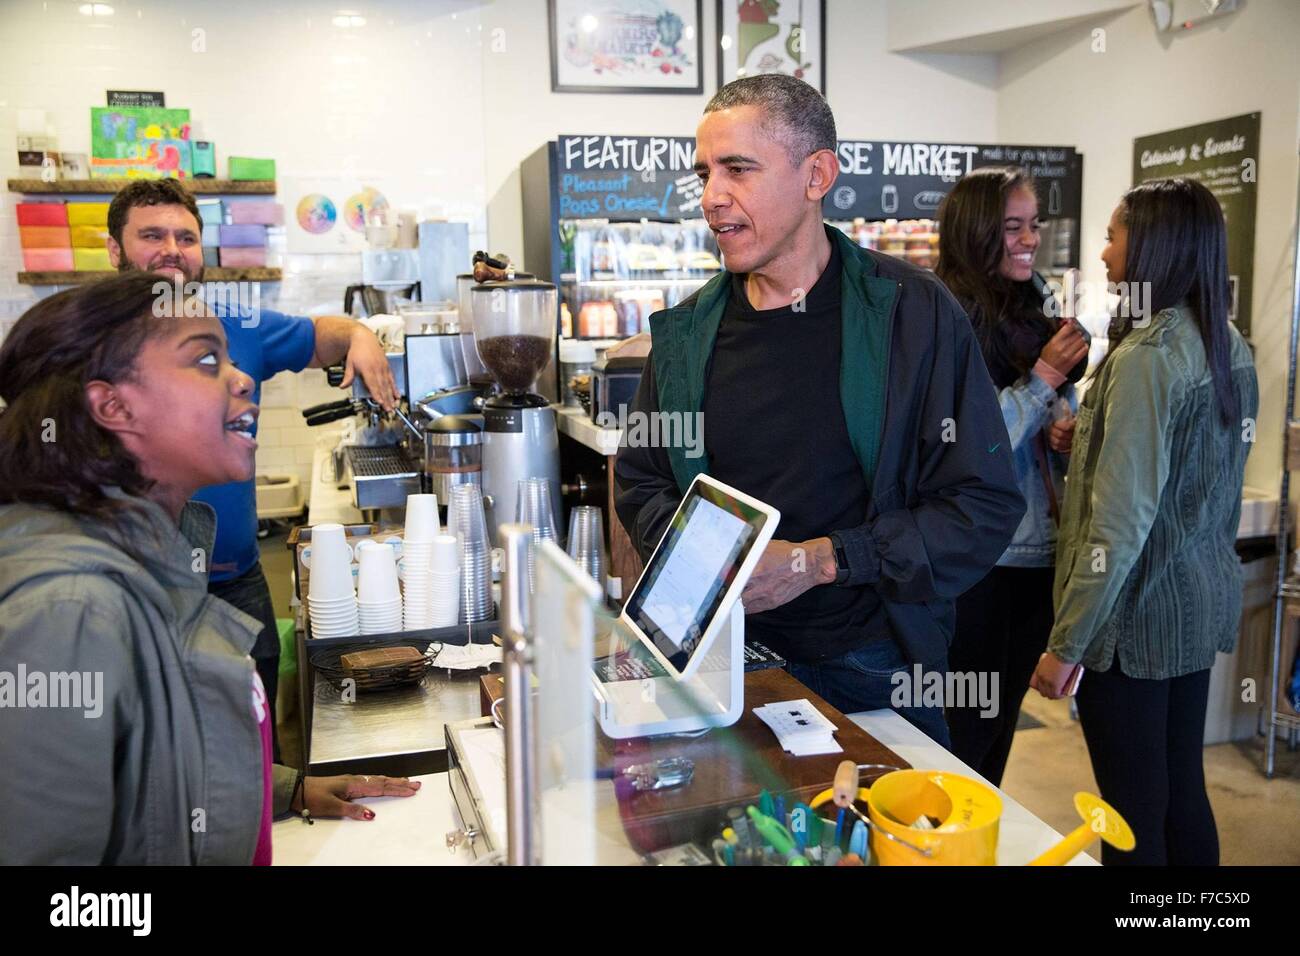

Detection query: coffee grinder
xmin=470 ymin=280 xmax=561 ymax=544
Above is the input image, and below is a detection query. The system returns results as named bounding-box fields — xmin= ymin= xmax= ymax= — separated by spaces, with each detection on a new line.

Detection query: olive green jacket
xmin=0 ymin=493 xmax=297 ymax=864
xmin=1050 ymin=306 xmax=1258 ymax=678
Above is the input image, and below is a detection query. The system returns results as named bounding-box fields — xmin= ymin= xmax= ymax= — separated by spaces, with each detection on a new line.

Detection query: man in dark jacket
xmin=613 ymin=75 xmax=1024 ymax=745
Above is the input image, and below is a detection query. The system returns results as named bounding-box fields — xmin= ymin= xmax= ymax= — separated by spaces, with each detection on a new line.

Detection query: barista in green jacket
xmin=0 ymin=274 xmax=419 ymax=864
xmin=1031 ymin=179 xmax=1258 ymax=866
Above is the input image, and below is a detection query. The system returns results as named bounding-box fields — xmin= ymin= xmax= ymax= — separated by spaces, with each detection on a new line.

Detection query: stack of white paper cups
xmin=401 ymin=493 xmax=440 ymax=630
xmin=356 ymin=540 xmax=402 ymax=634
xmin=307 ymin=523 xmax=359 ymax=637
xmin=428 ymin=534 xmax=460 ymax=628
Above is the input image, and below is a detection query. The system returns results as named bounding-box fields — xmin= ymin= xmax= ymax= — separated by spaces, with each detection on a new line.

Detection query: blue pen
xmin=835 ymin=807 xmax=846 ymax=848
xmin=774 ymin=795 xmax=786 ymax=828
xmin=849 ymin=819 xmax=868 ymax=858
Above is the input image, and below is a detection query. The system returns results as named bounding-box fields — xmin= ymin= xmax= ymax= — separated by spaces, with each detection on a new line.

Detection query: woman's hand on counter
xmin=740 ymin=537 xmax=837 ymax=614
xmin=296 ymin=774 xmax=422 ymax=820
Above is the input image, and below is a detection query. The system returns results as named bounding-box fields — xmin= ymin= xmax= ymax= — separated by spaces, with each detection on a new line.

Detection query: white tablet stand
xmin=591 ymin=598 xmax=745 ymax=739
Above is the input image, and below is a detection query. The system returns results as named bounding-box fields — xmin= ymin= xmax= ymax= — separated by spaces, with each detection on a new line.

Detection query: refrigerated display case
xmin=825 ymin=214 xmax=1075 ymax=277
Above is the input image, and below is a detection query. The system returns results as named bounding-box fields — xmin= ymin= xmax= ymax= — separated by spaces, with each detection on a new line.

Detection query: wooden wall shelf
xmin=18 ymin=267 xmax=282 ymax=286
xmin=8 ymin=179 xmax=276 ymax=195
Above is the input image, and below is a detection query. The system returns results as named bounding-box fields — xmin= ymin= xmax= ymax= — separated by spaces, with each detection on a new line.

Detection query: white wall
xmin=479 ymin=0 xmax=999 ymax=264
xmin=997 ymin=0 xmax=1300 ymax=489
xmin=0 ymin=0 xmax=491 ymax=488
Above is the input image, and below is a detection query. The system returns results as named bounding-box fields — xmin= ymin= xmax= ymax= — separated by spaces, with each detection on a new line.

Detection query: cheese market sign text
xmin=836 ymin=142 xmax=980 ymax=180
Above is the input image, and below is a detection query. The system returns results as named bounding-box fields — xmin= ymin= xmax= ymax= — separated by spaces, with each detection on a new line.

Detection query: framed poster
xmin=549 ymin=0 xmax=704 ymax=94
xmin=90 ymin=106 xmax=192 ymax=179
xmin=717 ymin=0 xmax=825 ymax=92
xmin=1132 ymin=113 xmax=1260 ymax=334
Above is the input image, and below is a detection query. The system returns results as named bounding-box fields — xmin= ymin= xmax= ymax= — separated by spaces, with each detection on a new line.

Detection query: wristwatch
xmin=830 ymin=533 xmax=851 ymax=586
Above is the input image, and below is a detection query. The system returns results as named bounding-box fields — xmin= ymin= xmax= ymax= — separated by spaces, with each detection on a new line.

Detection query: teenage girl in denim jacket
xmin=936 ymin=167 xmax=1090 ymax=785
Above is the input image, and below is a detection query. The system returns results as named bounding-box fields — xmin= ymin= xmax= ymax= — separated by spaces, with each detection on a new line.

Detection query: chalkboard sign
xmin=554 ymin=134 xmax=1081 ymax=251
xmin=1132 ymin=113 xmax=1260 ymax=336
xmin=828 ymin=141 xmax=1083 ymax=263
xmin=107 ymin=90 xmax=166 ymax=107
xmin=556 ymin=134 xmax=703 ymax=219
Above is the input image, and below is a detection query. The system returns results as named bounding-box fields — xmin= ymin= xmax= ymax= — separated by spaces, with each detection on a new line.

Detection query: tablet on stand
xmin=589 ymin=475 xmax=780 ymax=739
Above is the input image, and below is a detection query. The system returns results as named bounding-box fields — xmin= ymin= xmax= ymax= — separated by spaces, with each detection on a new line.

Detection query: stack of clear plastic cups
xmin=356 ymin=540 xmax=403 ymax=634
xmin=450 ymin=484 xmax=493 ymax=623
xmin=566 ymin=506 xmax=606 ymax=593
xmin=401 ymin=493 xmax=439 ymax=630
xmin=306 ymin=523 xmax=359 ymax=637
xmin=428 ymin=534 xmax=461 ymax=628
xmin=515 ymin=477 xmax=559 ymax=592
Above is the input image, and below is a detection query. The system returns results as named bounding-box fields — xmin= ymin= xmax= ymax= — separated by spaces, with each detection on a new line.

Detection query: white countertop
xmin=554 ymin=404 xmax=622 ymax=457
xmin=274 ymin=708 xmax=1094 ymax=866
xmin=307 ymin=432 xmax=364 ymax=527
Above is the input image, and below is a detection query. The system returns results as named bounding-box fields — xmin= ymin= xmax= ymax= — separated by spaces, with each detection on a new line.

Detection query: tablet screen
xmin=623 ymin=481 xmax=768 ymax=675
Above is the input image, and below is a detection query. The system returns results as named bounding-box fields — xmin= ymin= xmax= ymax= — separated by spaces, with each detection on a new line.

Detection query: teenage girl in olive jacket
xmin=1031 ymin=179 xmax=1258 ymax=866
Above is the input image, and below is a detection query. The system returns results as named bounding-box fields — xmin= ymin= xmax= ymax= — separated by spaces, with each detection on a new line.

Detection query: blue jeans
xmin=790 ymin=639 xmax=952 ymax=749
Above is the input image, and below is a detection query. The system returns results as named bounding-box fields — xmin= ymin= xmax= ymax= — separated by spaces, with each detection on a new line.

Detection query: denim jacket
xmin=996 ymin=372 xmax=1076 ymax=567
xmin=1049 ymin=306 xmax=1258 ymax=679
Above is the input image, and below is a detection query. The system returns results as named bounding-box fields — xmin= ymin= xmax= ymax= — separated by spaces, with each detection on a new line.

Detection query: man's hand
xmin=295 ymin=774 xmax=421 ymax=821
xmin=740 ymin=537 xmax=837 ymax=614
xmin=340 ymin=325 xmax=400 ymax=411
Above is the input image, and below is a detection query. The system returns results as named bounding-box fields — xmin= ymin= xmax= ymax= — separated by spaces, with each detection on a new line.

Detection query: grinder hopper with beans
xmin=470 ymin=278 xmax=562 ymax=546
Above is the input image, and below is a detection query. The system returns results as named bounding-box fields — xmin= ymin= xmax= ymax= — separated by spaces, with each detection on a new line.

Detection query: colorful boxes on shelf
xmin=22 ymin=249 xmax=74 ymax=272
xmin=66 ymin=202 xmax=109 ymax=226
xmin=70 ymin=224 xmax=109 ymax=247
xmin=198 ymin=199 xmax=225 ymax=226
xmin=72 ymin=248 xmax=113 ymax=271
xmin=202 ymin=223 xmax=221 ymax=246
xmin=19 ymin=225 xmax=71 ymax=248
xmin=227 ymin=156 xmax=276 ymax=181
xmin=16 ymin=202 xmax=68 ymax=226
xmin=227 ymin=201 xmax=283 ymax=226
xmin=218 ymin=224 xmax=267 ymax=247
xmin=218 ymin=246 xmax=267 ymax=268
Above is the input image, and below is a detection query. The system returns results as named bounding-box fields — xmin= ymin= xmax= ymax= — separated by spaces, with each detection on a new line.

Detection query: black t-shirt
xmin=700 ymin=240 xmax=888 ymax=663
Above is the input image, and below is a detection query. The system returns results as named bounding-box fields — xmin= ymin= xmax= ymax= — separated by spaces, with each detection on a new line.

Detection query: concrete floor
xmin=1002 ymin=693 xmax=1300 ymax=864
xmin=260 ymin=528 xmax=1300 ymax=865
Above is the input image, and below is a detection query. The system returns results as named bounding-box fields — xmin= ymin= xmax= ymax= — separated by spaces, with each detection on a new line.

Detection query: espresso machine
xmin=469 ymin=280 xmax=562 ymax=544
